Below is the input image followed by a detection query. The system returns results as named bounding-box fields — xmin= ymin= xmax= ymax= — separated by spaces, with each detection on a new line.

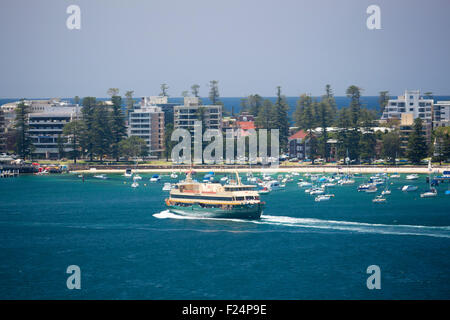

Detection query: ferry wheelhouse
xmin=165 ymin=172 xmax=264 ymax=219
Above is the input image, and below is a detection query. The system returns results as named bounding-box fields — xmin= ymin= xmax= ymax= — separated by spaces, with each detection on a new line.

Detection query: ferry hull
xmin=167 ymin=203 xmax=263 ymax=219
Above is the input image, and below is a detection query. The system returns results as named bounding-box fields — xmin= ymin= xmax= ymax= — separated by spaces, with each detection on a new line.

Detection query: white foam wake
xmin=153 ymin=210 xmax=450 ymax=239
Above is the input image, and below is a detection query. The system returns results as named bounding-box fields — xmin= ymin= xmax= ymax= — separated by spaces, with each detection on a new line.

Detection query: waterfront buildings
xmin=127 ymin=105 xmax=165 ymax=157
xmin=381 ymin=90 xmax=434 ymax=124
xmin=174 ymin=97 xmax=222 ymax=131
xmin=288 ymin=130 xmax=310 ymax=160
xmin=140 ymin=96 xmax=178 ymax=125
xmin=29 ymin=106 xmax=81 ymax=159
xmin=398 ymin=113 xmax=431 ymax=153
xmin=0 ymin=109 xmax=5 ymax=153
xmin=0 ymin=99 xmax=79 ymax=129
xmin=433 ymin=101 xmax=450 ymax=128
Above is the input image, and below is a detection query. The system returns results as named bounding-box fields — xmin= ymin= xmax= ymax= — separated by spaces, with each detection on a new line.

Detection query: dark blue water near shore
xmin=0 ymin=173 xmax=449 ymax=299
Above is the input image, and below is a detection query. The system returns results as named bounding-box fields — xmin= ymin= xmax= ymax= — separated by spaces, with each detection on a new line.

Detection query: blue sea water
xmin=0 ymin=172 xmax=449 ymax=299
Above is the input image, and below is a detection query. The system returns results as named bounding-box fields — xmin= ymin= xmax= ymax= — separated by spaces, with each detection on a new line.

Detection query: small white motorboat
xmin=298 ymin=181 xmax=312 ymax=188
xmin=162 ymin=182 xmax=172 ymax=191
xmin=131 ymin=181 xmax=139 ymax=188
xmin=365 ymin=185 xmax=378 ymax=193
xmin=170 ymin=172 xmax=178 ymax=179
xmin=133 ymin=174 xmax=142 ymax=180
xmin=390 ymin=174 xmax=400 ymax=178
xmin=315 ymin=195 xmax=331 ymax=202
xmin=322 ymin=183 xmax=336 ymax=188
xmin=402 ymin=185 xmax=418 ymax=192
xmin=338 ymin=179 xmax=355 ymax=185
xmin=381 ymin=190 xmax=391 ymax=195
xmin=124 ymin=168 xmax=133 ymax=177
xmin=372 ymin=195 xmax=386 ymax=203
xmin=93 ymin=174 xmax=108 ymax=180
xmin=420 ymin=188 xmax=437 ymax=198
xmin=310 ymin=188 xmax=325 ymax=195
xmin=150 ymin=174 xmax=161 ymax=182
xmin=406 ymin=174 xmax=419 ymax=180
xmin=220 ymin=176 xmax=229 ymax=183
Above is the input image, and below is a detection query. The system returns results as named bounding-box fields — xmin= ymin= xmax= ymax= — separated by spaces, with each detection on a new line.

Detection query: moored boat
xmin=402 ymin=185 xmax=418 ymax=192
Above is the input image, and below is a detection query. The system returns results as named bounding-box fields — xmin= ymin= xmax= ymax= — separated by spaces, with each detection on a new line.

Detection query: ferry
xmin=165 ymin=171 xmax=264 ymax=219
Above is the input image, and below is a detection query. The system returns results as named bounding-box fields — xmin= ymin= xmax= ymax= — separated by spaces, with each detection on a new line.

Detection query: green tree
xmin=124 ymin=90 xmax=134 ymax=118
xmin=160 ymin=83 xmax=169 ymax=97
xmin=191 ymin=84 xmax=200 ymax=97
xmin=255 ymin=99 xmax=274 ymax=129
xmin=323 ymin=84 xmax=337 ymax=119
xmin=110 ymin=95 xmax=127 ymax=161
xmin=63 ymin=120 xmax=87 ymax=163
xmin=406 ymin=118 xmax=428 ymax=164
xmin=272 ymin=86 xmax=290 ymax=152
xmin=317 ymin=100 xmax=334 ymax=161
xmin=164 ymin=123 xmax=175 ymax=161
xmin=14 ymin=100 xmax=33 ymax=159
xmin=247 ymin=94 xmax=263 ymax=116
xmin=382 ymin=131 xmax=401 ymax=164
xmin=378 ymin=91 xmax=389 ymax=115
xmin=432 ymin=127 xmax=450 ymax=165
xmin=293 ymin=94 xmax=313 ymax=129
xmin=346 ymin=85 xmax=362 ymax=127
xmin=81 ymin=97 xmax=97 ymax=161
xmin=107 ymin=88 xmax=119 ymax=97
xmin=119 ymin=136 xmax=148 ymax=160
xmin=92 ymin=105 xmax=112 ymax=162
xmin=209 ymin=80 xmax=220 ymax=105
xmin=57 ymin=134 xmax=65 ymax=160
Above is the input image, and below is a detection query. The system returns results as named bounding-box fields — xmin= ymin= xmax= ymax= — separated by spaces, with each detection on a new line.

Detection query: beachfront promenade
xmin=69 ymin=164 xmax=450 ymax=174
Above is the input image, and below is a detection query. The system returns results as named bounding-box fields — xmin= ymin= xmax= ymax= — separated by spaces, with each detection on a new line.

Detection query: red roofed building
xmin=288 ymin=130 xmax=311 ymax=159
xmin=236 ymin=121 xmax=255 ymax=130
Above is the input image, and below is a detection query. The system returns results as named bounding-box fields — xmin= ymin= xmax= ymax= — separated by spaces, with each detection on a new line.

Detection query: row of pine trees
xmin=12 ymin=83 xmax=450 ymax=164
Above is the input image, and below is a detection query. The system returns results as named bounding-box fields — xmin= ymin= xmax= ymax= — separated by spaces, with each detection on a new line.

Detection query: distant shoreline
xmin=72 ymin=166 xmax=450 ymax=174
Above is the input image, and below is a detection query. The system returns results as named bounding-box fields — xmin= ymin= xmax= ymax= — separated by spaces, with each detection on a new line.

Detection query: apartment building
xmin=381 ymin=90 xmax=433 ymax=124
xmin=398 ymin=113 xmax=431 ymax=153
xmin=174 ymin=97 xmax=222 ymax=132
xmin=128 ymin=106 xmax=165 ymax=157
xmin=29 ymin=106 xmax=81 ymax=159
xmin=0 ymin=109 xmax=5 ymax=153
xmin=432 ymin=101 xmax=450 ymax=128
xmin=139 ymin=96 xmax=178 ymax=125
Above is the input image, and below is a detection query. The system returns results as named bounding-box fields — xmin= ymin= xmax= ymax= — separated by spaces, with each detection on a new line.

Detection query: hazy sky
xmin=1 ymin=0 xmax=449 ymax=98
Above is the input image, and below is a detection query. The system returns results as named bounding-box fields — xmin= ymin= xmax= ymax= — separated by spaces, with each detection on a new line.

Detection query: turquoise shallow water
xmin=0 ymin=172 xmax=449 ymax=299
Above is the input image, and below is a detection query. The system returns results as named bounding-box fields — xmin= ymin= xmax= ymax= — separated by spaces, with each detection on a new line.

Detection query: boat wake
xmin=153 ymin=210 xmax=450 ymax=239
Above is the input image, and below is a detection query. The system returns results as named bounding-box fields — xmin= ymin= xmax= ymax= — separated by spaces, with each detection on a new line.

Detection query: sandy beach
xmin=73 ymin=165 xmax=450 ymax=174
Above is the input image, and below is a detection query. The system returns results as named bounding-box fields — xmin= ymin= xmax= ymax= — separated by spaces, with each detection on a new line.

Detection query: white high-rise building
xmin=381 ymin=90 xmax=433 ymax=124
xmin=128 ymin=106 xmax=165 ymax=157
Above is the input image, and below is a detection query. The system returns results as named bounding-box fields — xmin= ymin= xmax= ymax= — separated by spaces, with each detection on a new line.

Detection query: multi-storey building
xmin=381 ymin=90 xmax=433 ymax=124
xmin=174 ymin=97 xmax=222 ymax=132
xmin=28 ymin=106 xmax=81 ymax=159
xmin=432 ymin=101 xmax=450 ymax=128
xmin=0 ymin=109 xmax=6 ymax=153
xmin=128 ymin=106 xmax=165 ymax=157
xmin=398 ymin=113 xmax=431 ymax=153
xmin=0 ymin=99 xmax=79 ymax=129
xmin=139 ymin=96 xmax=178 ymax=125
xmin=288 ymin=130 xmax=310 ymax=160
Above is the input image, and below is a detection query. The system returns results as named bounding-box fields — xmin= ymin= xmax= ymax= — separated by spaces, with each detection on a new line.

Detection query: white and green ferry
xmin=165 ymin=172 xmax=264 ymax=219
